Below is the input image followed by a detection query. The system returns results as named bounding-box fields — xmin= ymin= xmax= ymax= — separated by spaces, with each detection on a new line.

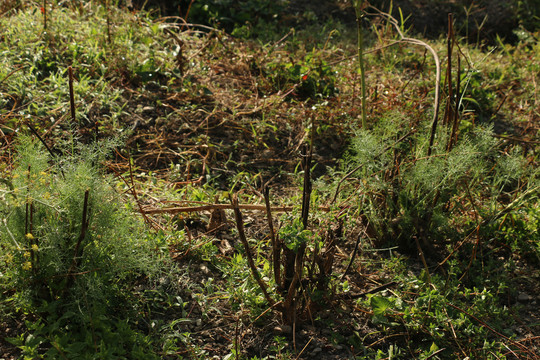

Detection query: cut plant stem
xmin=264 ymin=186 xmax=281 ymax=287
xmin=42 ymin=0 xmax=47 ymax=31
xmin=414 ymin=235 xmax=432 ymax=289
xmin=353 ymin=0 xmax=368 ymax=128
xmin=24 ymin=166 xmax=30 ymax=239
xmin=341 ymin=233 xmax=361 ymax=280
xmin=25 ymin=165 xmax=37 ymax=273
xmin=301 ymin=144 xmax=312 ymax=229
xmin=448 ymin=40 xmax=461 ymax=152
xmin=68 ymin=66 xmax=76 ymax=123
xmin=72 ymin=190 xmax=90 ymax=271
xmin=283 ymin=242 xmax=306 ymax=324
xmin=230 ymin=193 xmax=275 ymax=307
xmin=65 ymin=189 xmax=90 ymax=295
xmin=445 ymin=13 xmax=455 ymax=126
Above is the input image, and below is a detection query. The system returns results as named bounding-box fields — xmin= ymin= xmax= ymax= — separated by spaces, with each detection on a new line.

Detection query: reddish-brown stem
xmin=25 ymin=166 xmax=37 ymax=273
xmin=230 ymin=194 xmax=275 ymax=307
xmin=283 ymin=243 xmax=305 ymax=324
xmin=72 ymin=190 xmax=90 ymax=270
xmin=68 ymin=66 xmax=76 ymax=123
xmin=181 ymin=0 xmax=196 ymax=31
xmin=445 ymin=13 xmax=455 ymax=127
xmin=301 ymin=144 xmax=312 ymax=229
xmin=43 ymin=0 xmax=47 ymax=30
xmin=25 ymin=166 xmax=30 ymax=237
xmin=64 ymin=190 xmax=90 ymax=295
xmin=264 ymin=186 xmax=281 ymax=287
xmin=448 ymin=44 xmax=461 ymax=151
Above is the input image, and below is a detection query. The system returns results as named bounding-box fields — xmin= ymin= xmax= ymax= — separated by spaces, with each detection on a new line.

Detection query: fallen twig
xmin=143 ymin=203 xmax=331 ymax=214
xmin=339 ymin=281 xmax=397 ymax=299
xmin=367 ymin=7 xmax=441 ymax=156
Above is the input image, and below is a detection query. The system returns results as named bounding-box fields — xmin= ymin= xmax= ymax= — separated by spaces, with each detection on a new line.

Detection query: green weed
xmin=265 ymin=49 xmax=337 ymax=100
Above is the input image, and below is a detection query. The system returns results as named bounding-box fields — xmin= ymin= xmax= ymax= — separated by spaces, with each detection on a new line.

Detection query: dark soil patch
xmin=0 ymin=310 xmax=24 ymax=360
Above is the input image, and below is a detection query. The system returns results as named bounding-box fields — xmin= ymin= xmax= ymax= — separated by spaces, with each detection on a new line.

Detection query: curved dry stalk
xmin=368 ymin=7 xmax=441 ymax=156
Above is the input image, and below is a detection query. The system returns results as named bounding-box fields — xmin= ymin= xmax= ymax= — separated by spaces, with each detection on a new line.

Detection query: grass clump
xmin=0 ymin=136 xmax=166 ymax=358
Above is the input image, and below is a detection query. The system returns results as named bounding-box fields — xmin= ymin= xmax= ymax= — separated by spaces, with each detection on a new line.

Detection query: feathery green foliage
xmin=0 ymin=136 xmax=165 ymax=358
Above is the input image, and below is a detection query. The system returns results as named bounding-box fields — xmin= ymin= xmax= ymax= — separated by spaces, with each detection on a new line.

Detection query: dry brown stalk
xmin=230 ymin=193 xmax=275 ymax=307
xmin=282 ymin=242 xmax=306 ymax=325
xmin=68 ymin=66 xmax=76 ymax=123
xmin=264 ymin=186 xmax=281 ymax=287
xmin=72 ymin=190 xmax=90 ymax=270
xmin=301 ymin=144 xmax=312 ymax=229
xmin=64 ymin=190 xmax=90 ymax=295
xmin=445 ymin=13 xmax=455 ymax=127
xmin=108 ymin=154 xmax=163 ymax=231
